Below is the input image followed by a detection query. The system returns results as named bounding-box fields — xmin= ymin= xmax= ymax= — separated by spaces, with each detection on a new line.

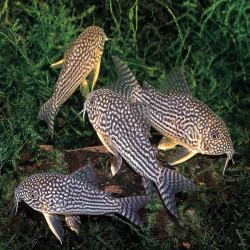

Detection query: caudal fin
xmin=142 ymin=177 xmax=153 ymax=200
xmin=111 ymin=56 xmax=141 ymax=101
xmin=38 ymin=97 xmax=57 ymax=138
xmin=155 ymin=168 xmax=196 ymax=217
xmin=119 ymin=195 xmax=148 ymax=228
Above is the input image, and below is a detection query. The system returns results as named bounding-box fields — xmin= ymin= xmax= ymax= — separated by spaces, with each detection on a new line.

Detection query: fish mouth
xmin=223 ymin=150 xmax=235 ymax=176
xmin=79 ymin=101 xmax=87 ymax=120
xmin=78 ymin=91 xmax=97 ymax=119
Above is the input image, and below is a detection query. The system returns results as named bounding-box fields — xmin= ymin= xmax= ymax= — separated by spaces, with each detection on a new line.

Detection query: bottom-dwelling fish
xmin=38 ymin=26 xmax=108 ymax=138
xmin=111 ymin=57 xmax=235 ymax=175
xmin=14 ymin=163 xmax=148 ymax=244
xmin=84 ymin=89 xmax=196 ymax=218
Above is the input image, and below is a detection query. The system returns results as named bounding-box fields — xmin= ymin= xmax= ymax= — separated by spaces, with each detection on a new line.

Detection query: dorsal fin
xmin=142 ymin=81 xmax=155 ymax=91
xmin=131 ymin=102 xmax=151 ymax=137
xmin=63 ymin=41 xmax=79 ymax=61
xmin=50 ymin=41 xmax=80 ymax=69
xmin=161 ymin=67 xmax=190 ymax=95
xmin=69 ymin=163 xmax=99 ymax=188
xmin=111 ymin=56 xmax=141 ymax=101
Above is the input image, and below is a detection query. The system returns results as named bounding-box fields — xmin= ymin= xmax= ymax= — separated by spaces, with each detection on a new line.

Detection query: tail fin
xmin=38 ymin=97 xmax=58 ymax=138
xmin=142 ymin=177 xmax=153 ymax=200
xmin=119 ymin=195 xmax=148 ymax=228
xmin=111 ymin=56 xmax=141 ymax=101
xmin=155 ymin=168 xmax=196 ymax=217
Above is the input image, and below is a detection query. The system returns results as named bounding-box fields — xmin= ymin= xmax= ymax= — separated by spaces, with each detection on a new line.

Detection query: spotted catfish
xmin=84 ymin=89 xmax=196 ymax=218
xmin=112 ymin=57 xmax=235 ymax=175
xmin=14 ymin=163 xmax=148 ymax=244
xmin=38 ymin=26 xmax=108 ymax=137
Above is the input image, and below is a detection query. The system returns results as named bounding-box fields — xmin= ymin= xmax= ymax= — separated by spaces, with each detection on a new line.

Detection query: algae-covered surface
xmin=0 ymin=0 xmax=249 ymax=249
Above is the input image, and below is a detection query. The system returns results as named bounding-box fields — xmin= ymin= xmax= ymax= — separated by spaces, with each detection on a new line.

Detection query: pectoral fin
xmin=80 ymin=79 xmax=90 ymax=98
xmin=158 ymin=137 xmax=177 ymax=150
xmin=43 ymin=213 xmax=64 ymax=244
xmin=168 ymin=147 xmax=197 ymax=165
xmin=50 ymin=59 xmax=65 ymax=69
xmin=90 ymin=61 xmax=101 ymax=92
xmin=96 ymin=131 xmax=122 ymax=176
xmin=65 ymin=215 xmax=81 ymax=233
xmin=110 ymin=153 xmax=122 ymax=176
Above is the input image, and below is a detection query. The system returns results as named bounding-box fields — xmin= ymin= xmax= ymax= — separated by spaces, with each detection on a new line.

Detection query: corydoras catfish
xmin=14 ymin=163 xmax=148 ymax=244
xmin=112 ymin=57 xmax=234 ymax=175
xmin=84 ymin=89 xmax=196 ymax=218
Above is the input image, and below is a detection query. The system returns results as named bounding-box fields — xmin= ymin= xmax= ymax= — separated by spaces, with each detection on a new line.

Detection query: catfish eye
xmin=210 ymin=130 xmax=220 ymax=140
xmin=89 ymin=99 xmax=94 ymax=106
xmin=28 ymin=191 xmax=38 ymax=199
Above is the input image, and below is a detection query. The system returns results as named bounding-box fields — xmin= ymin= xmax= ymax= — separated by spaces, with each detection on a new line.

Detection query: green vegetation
xmin=0 ymin=0 xmax=249 ymax=249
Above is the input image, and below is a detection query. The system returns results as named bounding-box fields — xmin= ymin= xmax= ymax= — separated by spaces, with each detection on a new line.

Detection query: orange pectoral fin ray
xmin=158 ymin=137 xmax=177 ymax=150
xmin=79 ymin=60 xmax=101 ymax=97
xmin=90 ymin=61 xmax=101 ymax=92
xmin=110 ymin=153 xmax=122 ymax=176
xmin=96 ymin=131 xmax=122 ymax=176
xmin=50 ymin=59 xmax=65 ymax=69
xmin=43 ymin=213 xmax=64 ymax=244
xmin=80 ymin=79 xmax=90 ymax=98
xmin=168 ymin=147 xmax=197 ymax=165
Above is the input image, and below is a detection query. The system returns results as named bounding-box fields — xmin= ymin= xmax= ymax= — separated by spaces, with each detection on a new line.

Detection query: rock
xmin=39 ymin=145 xmax=53 ymax=153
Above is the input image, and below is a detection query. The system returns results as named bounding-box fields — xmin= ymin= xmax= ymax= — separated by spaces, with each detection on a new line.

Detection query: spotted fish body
xmin=14 ymin=164 xmax=148 ymax=244
xmin=85 ymin=89 xmax=196 ymax=218
xmin=38 ymin=26 xmax=107 ymax=137
xmin=112 ymin=57 xmax=235 ymax=174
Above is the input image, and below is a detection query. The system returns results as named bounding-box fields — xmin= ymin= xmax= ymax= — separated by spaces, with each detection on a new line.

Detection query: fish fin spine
xmin=161 ymin=67 xmax=190 ymax=95
xmin=43 ymin=213 xmax=64 ymax=244
xmin=168 ymin=147 xmax=197 ymax=165
xmin=111 ymin=56 xmax=141 ymax=101
xmin=69 ymin=163 xmax=99 ymax=188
